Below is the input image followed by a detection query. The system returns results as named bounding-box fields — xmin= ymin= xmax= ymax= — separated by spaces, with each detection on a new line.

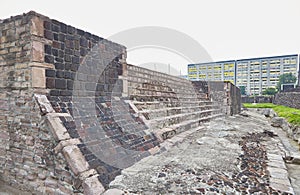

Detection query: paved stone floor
xmin=109 ymin=110 xmax=298 ymax=194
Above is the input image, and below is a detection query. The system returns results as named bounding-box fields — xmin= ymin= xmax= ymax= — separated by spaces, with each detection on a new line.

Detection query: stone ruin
xmin=0 ymin=11 xmax=241 ymax=194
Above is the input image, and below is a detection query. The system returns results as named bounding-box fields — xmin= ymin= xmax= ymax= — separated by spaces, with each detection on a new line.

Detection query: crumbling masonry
xmin=0 ymin=11 xmax=241 ymax=194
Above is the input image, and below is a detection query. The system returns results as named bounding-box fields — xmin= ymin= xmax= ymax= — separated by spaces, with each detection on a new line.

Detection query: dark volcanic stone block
xmin=60 ymin=23 xmax=67 ymax=33
xmin=55 ymin=63 xmax=65 ymax=70
xmin=72 ymin=56 xmax=80 ymax=64
xmin=49 ymin=90 xmax=60 ymax=96
xmin=58 ymin=34 xmax=65 ymax=42
xmin=80 ymin=38 xmax=88 ymax=47
xmin=53 ymin=33 xmax=59 ymax=41
xmin=67 ymin=80 xmax=74 ymax=90
xmin=60 ymin=90 xmax=72 ymax=96
xmin=46 ymin=77 xmax=55 ymax=89
xmin=46 ymin=69 xmax=56 ymax=77
xmin=52 ymin=48 xmax=58 ymax=56
xmin=56 ymin=70 xmax=65 ymax=78
xmin=44 ymin=30 xmax=53 ymax=40
xmin=51 ymin=24 xmax=60 ymax=32
xmin=55 ymin=79 xmax=67 ymax=89
xmin=44 ymin=21 xmax=51 ymax=30
xmin=45 ymin=55 xmax=54 ymax=63
xmin=44 ymin=45 xmax=52 ymax=55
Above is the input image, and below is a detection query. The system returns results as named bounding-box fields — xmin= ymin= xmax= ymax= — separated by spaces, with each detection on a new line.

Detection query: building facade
xmin=188 ymin=60 xmax=236 ymax=84
xmin=188 ymin=54 xmax=299 ymax=95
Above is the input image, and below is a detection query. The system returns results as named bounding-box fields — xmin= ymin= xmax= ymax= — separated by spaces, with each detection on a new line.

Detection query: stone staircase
xmin=127 ymin=78 xmax=223 ymax=141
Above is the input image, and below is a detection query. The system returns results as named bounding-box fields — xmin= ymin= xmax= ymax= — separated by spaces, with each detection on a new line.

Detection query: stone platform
xmin=108 ymin=110 xmax=297 ymax=194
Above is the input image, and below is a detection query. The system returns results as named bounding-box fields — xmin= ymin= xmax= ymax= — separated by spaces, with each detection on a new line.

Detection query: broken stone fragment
xmin=271 ymin=117 xmax=284 ymax=127
xmin=262 ymin=109 xmax=271 ymax=117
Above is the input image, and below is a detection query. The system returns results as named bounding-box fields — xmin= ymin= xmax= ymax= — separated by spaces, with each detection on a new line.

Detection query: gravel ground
xmin=109 ymin=111 xmax=295 ymax=194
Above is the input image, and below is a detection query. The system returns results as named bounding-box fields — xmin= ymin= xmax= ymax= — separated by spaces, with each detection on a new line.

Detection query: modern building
xmin=188 ymin=60 xmax=236 ymax=84
xmin=188 ymin=54 xmax=299 ymax=95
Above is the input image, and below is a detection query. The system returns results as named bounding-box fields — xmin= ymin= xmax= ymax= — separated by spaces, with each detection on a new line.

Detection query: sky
xmin=1 ymin=0 xmax=300 ymax=75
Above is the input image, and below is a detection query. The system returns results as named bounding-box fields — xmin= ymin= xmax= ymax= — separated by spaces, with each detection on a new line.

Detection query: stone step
xmin=130 ymin=94 xmax=207 ymax=100
xmin=133 ymin=100 xmax=214 ymax=110
xmin=154 ymin=113 xmax=224 ymax=141
xmin=146 ymin=109 xmax=221 ymax=129
xmin=138 ymin=105 xmax=219 ymax=120
xmin=132 ymin=86 xmax=205 ymax=95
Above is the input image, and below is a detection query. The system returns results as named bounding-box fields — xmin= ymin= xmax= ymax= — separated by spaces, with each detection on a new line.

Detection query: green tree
xmin=262 ymin=87 xmax=277 ymax=95
xmin=276 ymin=73 xmax=297 ymax=91
xmin=239 ymin=86 xmax=246 ymax=95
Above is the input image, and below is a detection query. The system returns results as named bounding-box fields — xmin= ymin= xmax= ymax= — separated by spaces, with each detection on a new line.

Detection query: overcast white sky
xmin=1 ymin=0 xmax=300 ymax=75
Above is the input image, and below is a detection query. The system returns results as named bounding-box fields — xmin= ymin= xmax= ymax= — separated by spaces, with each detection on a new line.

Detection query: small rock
xmin=271 ymin=117 xmax=284 ymax=127
xmin=158 ymin=172 xmax=166 ymax=178
xmin=262 ymin=109 xmax=271 ymax=117
xmin=102 ymin=189 xmax=124 ymax=195
xmin=240 ymin=111 xmax=249 ymax=117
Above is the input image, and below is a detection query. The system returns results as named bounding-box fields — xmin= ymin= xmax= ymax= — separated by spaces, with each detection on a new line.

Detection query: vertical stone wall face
xmin=0 ymin=12 xmax=78 ymax=194
xmin=227 ymin=82 xmax=241 ymax=115
xmin=196 ymin=81 xmax=241 ymax=115
xmin=274 ymin=92 xmax=300 ymax=109
xmin=41 ymin=16 xmax=162 ymax=188
xmin=241 ymin=96 xmax=274 ymax=104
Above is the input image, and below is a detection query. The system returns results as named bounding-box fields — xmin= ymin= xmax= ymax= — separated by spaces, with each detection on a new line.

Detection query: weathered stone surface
xmin=34 ymin=94 xmax=54 ymax=114
xmin=109 ymin=111 xmax=295 ymax=194
xmin=103 ymin=188 xmax=124 ymax=195
xmin=62 ymin=145 xmax=89 ymax=176
xmin=32 ymin=67 xmax=45 ymax=88
xmin=275 ymin=92 xmax=300 ymax=109
xmin=79 ymin=169 xmax=97 ymax=180
xmin=54 ymin=138 xmax=81 ymax=153
xmin=82 ymin=175 xmax=105 ymax=195
xmin=31 ymin=16 xmax=44 ymax=37
xmin=46 ymin=114 xmax=70 ymax=141
xmin=271 ymin=117 xmax=285 ymax=127
xmin=262 ymin=108 xmax=271 ymax=117
xmin=32 ymin=41 xmax=44 ymax=62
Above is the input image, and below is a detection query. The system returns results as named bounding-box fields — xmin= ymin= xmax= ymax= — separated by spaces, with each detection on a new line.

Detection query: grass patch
xmin=243 ymin=103 xmax=276 ymax=109
xmin=243 ymin=103 xmax=300 ymax=126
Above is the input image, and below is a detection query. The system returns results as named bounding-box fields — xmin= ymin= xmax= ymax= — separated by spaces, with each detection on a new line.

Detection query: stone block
xmin=102 ymin=189 xmax=124 ymax=195
xmin=54 ymin=138 xmax=81 ymax=153
xmin=32 ymin=67 xmax=45 ymax=88
xmin=271 ymin=117 xmax=284 ymax=127
xmin=34 ymin=94 xmax=54 ymax=114
xmin=79 ymin=169 xmax=97 ymax=180
xmin=55 ymin=79 xmax=66 ymax=89
xmin=32 ymin=41 xmax=44 ymax=62
xmin=82 ymin=175 xmax=105 ymax=195
xmin=46 ymin=114 xmax=70 ymax=141
xmin=62 ymin=145 xmax=89 ymax=176
xmin=31 ymin=16 xmax=44 ymax=37
xmin=46 ymin=77 xmax=55 ymax=89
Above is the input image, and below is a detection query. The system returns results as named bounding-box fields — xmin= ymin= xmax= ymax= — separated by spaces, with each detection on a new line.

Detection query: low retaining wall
xmin=274 ymin=92 xmax=300 ymax=109
xmin=242 ymin=96 xmax=274 ymax=104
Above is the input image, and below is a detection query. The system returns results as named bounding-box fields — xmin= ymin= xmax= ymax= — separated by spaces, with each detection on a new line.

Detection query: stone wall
xmin=0 ymin=12 xmax=78 ymax=194
xmin=241 ymin=96 xmax=274 ymax=104
xmin=0 ymin=11 xmax=242 ymax=194
xmin=42 ymin=14 xmax=161 ymax=189
xmin=122 ymin=65 xmax=223 ymax=141
xmin=192 ymin=81 xmax=241 ymax=115
xmin=274 ymin=92 xmax=300 ymax=109
xmin=0 ymin=11 xmax=163 ymax=194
